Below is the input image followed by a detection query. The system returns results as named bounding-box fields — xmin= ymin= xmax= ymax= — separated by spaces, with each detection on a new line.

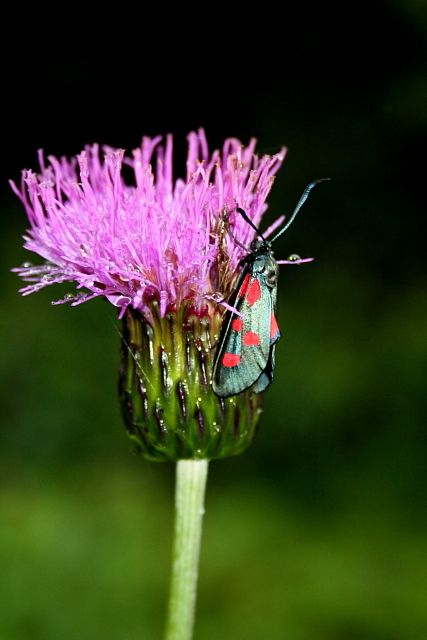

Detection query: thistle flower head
xmin=12 ymin=130 xmax=287 ymax=461
xmin=12 ymin=129 xmax=285 ymax=318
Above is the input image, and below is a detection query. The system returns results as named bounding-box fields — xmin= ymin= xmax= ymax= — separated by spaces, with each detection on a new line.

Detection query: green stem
xmin=165 ymin=459 xmax=209 ymax=640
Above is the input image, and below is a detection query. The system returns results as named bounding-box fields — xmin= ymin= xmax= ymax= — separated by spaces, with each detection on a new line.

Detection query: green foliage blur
xmin=1 ymin=5 xmax=426 ymax=639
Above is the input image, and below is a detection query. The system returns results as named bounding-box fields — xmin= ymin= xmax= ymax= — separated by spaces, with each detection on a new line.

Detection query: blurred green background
xmin=1 ymin=5 xmax=426 ymax=639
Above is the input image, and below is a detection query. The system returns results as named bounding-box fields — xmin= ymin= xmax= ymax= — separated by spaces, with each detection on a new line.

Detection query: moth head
xmin=249 ymin=238 xmax=271 ymax=253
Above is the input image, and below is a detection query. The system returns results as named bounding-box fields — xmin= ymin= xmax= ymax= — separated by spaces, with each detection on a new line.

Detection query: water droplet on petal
xmin=21 ymin=262 xmax=33 ymax=268
xmin=287 ymin=253 xmax=301 ymax=262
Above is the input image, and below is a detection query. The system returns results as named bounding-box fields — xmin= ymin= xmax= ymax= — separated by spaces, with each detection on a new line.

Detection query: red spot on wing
xmin=243 ymin=331 xmax=260 ymax=346
xmin=221 ymin=353 xmax=241 ymax=368
xmin=246 ymin=279 xmax=261 ymax=306
xmin=231 ymin=318 xmax=243 ymax=331
xmin=238 ymin=273 xmax=250 ymax=297
xmin=270 ymin=314 xmax=280 ymax=340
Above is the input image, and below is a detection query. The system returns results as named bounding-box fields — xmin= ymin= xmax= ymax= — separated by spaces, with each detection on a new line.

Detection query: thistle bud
xmin=119 ymin=303 xmax=261 ymax=461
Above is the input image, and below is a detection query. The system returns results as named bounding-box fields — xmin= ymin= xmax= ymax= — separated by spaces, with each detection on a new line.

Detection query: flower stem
xmin=165 ymin=459 xmax=209 ymax=640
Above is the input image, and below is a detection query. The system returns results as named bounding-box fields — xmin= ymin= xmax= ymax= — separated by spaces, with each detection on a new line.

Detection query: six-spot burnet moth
xmin=212 ymin=179 xmax=329 ymax=398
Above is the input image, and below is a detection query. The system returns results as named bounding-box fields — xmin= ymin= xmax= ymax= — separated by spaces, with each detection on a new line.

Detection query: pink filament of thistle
xmin=12 ymin=129 xmax=287 ymax=317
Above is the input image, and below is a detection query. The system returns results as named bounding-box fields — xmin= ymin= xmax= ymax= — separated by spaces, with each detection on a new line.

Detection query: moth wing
xmin=252 ymin=343 xmax=276 ymax=393
xmin=251 ymin=302 xmax=282 ymax=393
xmin=213 ymin=273 xmax=273 ymax=397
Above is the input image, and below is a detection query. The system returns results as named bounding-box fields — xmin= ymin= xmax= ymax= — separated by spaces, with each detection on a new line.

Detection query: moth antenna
xmin=236 ymin=208 xmax=267 ymax=243
xmin=271 ymin=178 xmax=330 ymax=243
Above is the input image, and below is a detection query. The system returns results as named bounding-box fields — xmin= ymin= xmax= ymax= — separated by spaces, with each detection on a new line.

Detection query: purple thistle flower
xmin=12 ymin=129 xmax=286 ymax=319
xmin=12 ymin=129 xmax=293 ymax=462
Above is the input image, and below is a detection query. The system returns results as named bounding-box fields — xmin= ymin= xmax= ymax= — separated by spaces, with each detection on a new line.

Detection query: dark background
xmin=1 ymin=5 xmax=426 ymax=639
